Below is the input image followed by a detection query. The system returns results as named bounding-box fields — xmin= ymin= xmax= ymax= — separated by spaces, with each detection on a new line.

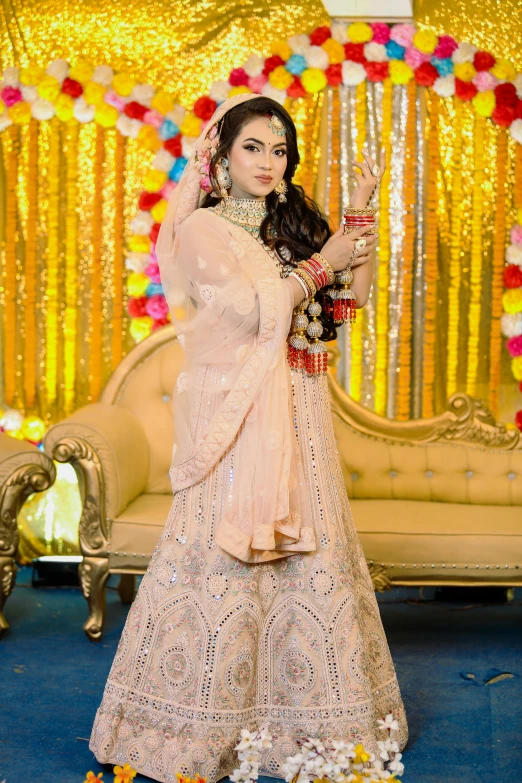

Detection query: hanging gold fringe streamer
xmin=46 ymin=116 xmax=61 ymax=409
xmin=466 ymin=113 xmax=485 ymax=397
xmin=3 ymin=125 xmax=18 ymax=407
xmin=23 ymin=119 xmax=39 ymax=410
xmin=328 ymin=87 xmax=341 ymax=226
xmin=422 ymin=94 xmax=440 ymax=418
xmin=396 ymin=81 xmax=417 ymax=420
xmin=111 ymin=129 xmax=125 ymax=370
xmin=349 ymin=81 xmax=366 ymax=402
xmin=488 ymin=129 xmax=508 ymax=416
xmin=64 ymin=120 xmax=79 ymax=415
xmin=446 ymin=98 xmax=464 ymax=398
xmin=374 ymin=78 xmax=392 ymax=416
xmin=89 ymin=124 xmax=104 ymax=401
xmin=293 ymin=93 xmax=323 ymax=200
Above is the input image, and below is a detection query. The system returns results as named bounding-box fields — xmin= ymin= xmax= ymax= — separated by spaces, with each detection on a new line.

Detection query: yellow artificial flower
xmin=94 ymin=103 xmax=119 ymax=128
xmin=389 ymin=60 xmax=414 ymax=85
xmin=69 ymin=61 xmax=94 ymax=85
xmin=269 ymin=65 xmax=293 ymax=90
xmin=129 ymin=316 xmax=153 ymax=343
xmin=347 ymin=22 xmax=373 ymax=43
xmin=301 ymin=67 xmax=328 ymax=93
xmin=84 ymin=772 xmax=103 ymax=783
xmin=491 ymin=58 xmax=516 ymax=81
xmin=472 ymin=90 xmax=496 ymax=117
xmin=228 ymin=85 xmax=252 ymax=97
xmin=113 ymin=763 xmax=138 ymax=783
xmin=137 ymin=124 xmax=162 ymax=152
xmin=54 ymin=93 xmax=75 ymax=121
xmin=8 ymin=101 xmax=32 ymax=124
xmin=512 ymin=356 xmax=522 ymax=381
xmin=83 ymin=82 xmax=107 ymax=106
xmin=453 ymin=62 xmax=476 ymax=82
xmin=151 ymin=89 xmax=175 ymax=115
xmin=128 ymin=235 xmax=151 ymax=254
xmin=503 ymin=288 xmax=522 ymax=314
xmin=413 ymin=29 xmax=438 ymax=54
xmin=37 ymin=76 xmax=61 ymax=101
xmin=0 ymin=98 xmax=5 ymax=114
xmin=19 ymin=64 xmax=46 ymax=85
xmin=20 ymin=416 xmax=46 ymax=442
xmin=112 ymin=72 xmax=136 ymax=97
xmin=179 ymin=112 xmax=202 ymax=137
xmin=517 ymin=207 xmax=522 ymax=225
xmin=353 ymin=742 xmax=371 ymax=764
xmin=271 ymin=40 xmax=292 ymax=60
xmin=322 ymin=37 xmax=345 ymax=64
xmin=127 ymin=271 xmax=151 ymax=297
xmin=6 ymin=429 xmax=24 ymax=440
xmin=144 ymin=169 xmax=168 ymax=192
xmin=150 ymin=199 xmax=168 ymax=223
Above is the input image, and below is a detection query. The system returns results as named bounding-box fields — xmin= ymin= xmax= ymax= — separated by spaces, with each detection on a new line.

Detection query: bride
xmin=89 ymin=92 xmax=408 ymax=782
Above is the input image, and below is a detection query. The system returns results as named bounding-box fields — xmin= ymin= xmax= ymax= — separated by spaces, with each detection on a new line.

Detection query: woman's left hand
xmin=349 ymin=148 xmax=386 ymax=209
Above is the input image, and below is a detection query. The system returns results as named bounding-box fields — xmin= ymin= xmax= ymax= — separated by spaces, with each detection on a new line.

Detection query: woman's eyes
xmin=244 ymin=145 xmax=286 ymax=156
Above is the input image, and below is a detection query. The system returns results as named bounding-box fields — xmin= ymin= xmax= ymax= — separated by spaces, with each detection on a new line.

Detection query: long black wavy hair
xmin=200 ymin=96 xmax=337 ymax=342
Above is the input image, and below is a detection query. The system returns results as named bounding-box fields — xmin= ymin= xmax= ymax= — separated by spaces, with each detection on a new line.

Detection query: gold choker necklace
xmin=209 ymin=196 xmax=268 ymax=235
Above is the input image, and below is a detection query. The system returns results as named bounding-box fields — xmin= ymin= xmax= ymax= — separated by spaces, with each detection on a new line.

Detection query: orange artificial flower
xmin=84 ymin=773 xmax=103 ymax=783
xmin=113 ymin=763 xmax=137 ymax=783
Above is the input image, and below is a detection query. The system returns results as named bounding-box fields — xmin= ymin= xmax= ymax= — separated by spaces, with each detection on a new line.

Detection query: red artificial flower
xmin=149 ymin=222 xmax=161 ymax=245
xmin=228 ymin=68 xmax=249 ymax=87
xmin=515 ymin=409 xmax=522 ymax=432
xmin=494 ymin=82 xmax=518 ymax=109
xmin=152 ymin=316 xmax=170 ymax=331
xmin=344 ymin=43 xmax=366 ymax=64
xmin=125 ymin=101 xmax=148 ymax=121
xmin=127 ymin=296 xmax=148 ymax=318
xmin=519 ymin=381 xmax=522 ymax=393
xmin=473 ymin=51 xmax=496 ymax=71
xmin=325 ymin=63 xmax=343 ymax=86
xmin=365 ymin=61 xmax=389 ymax=82
xmin=61 ymin=77 xmax=83 ymax=98
xmin=286 ymin=75 xmax=307 ymax=99
xmin=163 ymin=135 xmax=182 ymax=157
xmin=309 ymin=26 xmax=331 ymax=46
xmin=262 ymin=55 xmax=285 ymax=76
xmin=414 ymin=62 xmax=439 ymax=87
xmin=504 ymin=264 xmax=522 ymax=288
xmin=455 ymin=78 xmax=477 ymax=101
xmin=138 ymin=191 xmax=163 ymax=211
xmin=193 ymin=95 xmax=217 ymax=120
xmin=433 ymin=34 xmax=458 ymax=59
xmin=516 ymin=99 xmax=522 ymax=120
xmin=507 ymin=335 xmax=522 ymax=357
xmin=492 ymin=103 xmax=516 ymax=127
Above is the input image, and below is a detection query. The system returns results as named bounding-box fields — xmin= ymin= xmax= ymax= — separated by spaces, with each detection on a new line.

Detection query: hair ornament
xmin=267 ymin=112 xmax=286 ymax=137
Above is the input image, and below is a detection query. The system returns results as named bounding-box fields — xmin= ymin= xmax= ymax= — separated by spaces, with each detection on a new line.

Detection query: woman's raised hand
xmin=319 ymin=224 xmax=378 ymax=273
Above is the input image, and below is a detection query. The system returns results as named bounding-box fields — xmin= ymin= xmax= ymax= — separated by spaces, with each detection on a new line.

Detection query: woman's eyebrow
xmin=243 ymin=136 xmax=288 ymax=148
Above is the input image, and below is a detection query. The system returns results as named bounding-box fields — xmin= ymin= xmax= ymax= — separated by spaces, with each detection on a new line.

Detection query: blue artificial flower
xmin=146 ymin=283 xmax=164 ymax=297
xmin=431 ymin=57 xmax=454 ymax=77
xmin=159 ymin=119 xmax=180 ymax=140
xmin=385 ymin=40 xmax=406 ymax=60
xmin=169 ymin=157 xmax=188 ymax=182
xmin=285 ymin=54 xmax=307 ymax=76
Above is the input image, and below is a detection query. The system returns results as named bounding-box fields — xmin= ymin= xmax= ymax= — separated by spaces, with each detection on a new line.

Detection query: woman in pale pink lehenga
xmin=90 ymin=93 xmax=408 ymax=782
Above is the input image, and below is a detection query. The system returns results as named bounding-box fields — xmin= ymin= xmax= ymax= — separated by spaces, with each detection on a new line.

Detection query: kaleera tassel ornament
xmin=288 ymin=300 xmax=310 ymax=370
xmin=305 ymin=298 xmax=329 ymax=374
xmin=333 ymin=266 xmax=357 ymax=323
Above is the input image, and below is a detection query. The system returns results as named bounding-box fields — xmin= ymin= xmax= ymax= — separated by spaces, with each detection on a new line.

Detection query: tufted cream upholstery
xmin=44 ymin=325 xmax=522 ymax=639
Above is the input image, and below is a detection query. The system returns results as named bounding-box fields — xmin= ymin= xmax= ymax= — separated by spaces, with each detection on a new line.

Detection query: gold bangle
xmin=311 ymin=252 xmax=335 ymax=285
xmin=293 ymin=267 xmax=317 ymax=298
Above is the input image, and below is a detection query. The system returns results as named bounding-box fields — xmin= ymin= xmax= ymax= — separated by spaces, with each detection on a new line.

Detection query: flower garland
xmin=24 ymin=118 xmax=38 ymax=409
xmin=349 ymin=81 xmax=366 ymax=403
xmin=46 ymin=116 xmax=61 ymax=408
xmin=64 ymin=119 xmax=79 ymax=415
xmin=4 ymin=125 xmax=18 ymax=407
xmin=89 ymin=125 xmax=104 ymax=401
xmin=446 ymin=98 xmax=464 ymax=398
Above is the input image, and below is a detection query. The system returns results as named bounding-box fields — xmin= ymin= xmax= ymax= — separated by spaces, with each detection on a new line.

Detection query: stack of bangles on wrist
xmin=289 ymin=252 xmax=335 ymax=298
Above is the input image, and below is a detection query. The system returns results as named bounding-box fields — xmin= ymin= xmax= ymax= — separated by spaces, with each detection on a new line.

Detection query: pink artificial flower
xmin=1 ymin=85 xmax=22 ymax=107
xmin=433 ymin=34 xmax=458 ymax=59
xmin=370 ymin=23 xmax=391 ymax=44
xmin=506 ymin=334 xmax=522 ymax=357
xmin=248 ymin=74 xmax=267 ymax=94
xmin=200 ymin=175 xmax=212 ymax=193
xmin=145 ymin=294 xmax=169 ymax=319
xmin=472 ymin=71 xmax=499 ymax=92
xmin=229 ymin=68 xmax=249 ymax=87
xmin=143 ymin=109 xmax=163 ymax=128
xmin=145 ymin=261 xmax=162 ymax=284
xmin=160 ymin=180 xmax=176 ymax=200
xmin=511 ymin=224 xmax=522 ymax=246
xmin=390 ymin=23 xmax=416 ymax=47
xmin=405 ymin=47 xmax=432 ymax=69
xmin=104 ymin=90 xmax=127 ymax=111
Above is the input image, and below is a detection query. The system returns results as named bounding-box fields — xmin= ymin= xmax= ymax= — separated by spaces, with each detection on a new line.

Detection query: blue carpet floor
xmin=1 ymin=567 xmax=521 ymax=783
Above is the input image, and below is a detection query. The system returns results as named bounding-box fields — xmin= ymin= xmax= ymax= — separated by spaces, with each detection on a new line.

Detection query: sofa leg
xmin=118 ymin=573 xmax=136 ymax=604
xmin=0 ymin=557 xmax=17 ymax=637
xmin=79 ymin=556 xmax=110 ymax=641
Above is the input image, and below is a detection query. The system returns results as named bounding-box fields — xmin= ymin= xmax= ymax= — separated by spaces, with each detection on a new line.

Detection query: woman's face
xmin=225 ymin=116 xmax=288 ymax=201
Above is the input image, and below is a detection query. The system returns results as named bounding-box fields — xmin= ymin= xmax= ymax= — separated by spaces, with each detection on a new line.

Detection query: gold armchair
xmin=0 ymin=433 xmax=56 ymax=636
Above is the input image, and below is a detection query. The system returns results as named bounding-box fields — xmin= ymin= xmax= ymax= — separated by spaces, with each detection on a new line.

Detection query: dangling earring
xmin=216 ymin=157 xmax=232 ymax=197
xmin=274 ymin=178 xmax=287 ymax=203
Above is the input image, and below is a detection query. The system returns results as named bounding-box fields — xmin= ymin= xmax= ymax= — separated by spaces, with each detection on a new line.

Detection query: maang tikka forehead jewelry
xmin=267 ymin=113 xmax=286 ymax=137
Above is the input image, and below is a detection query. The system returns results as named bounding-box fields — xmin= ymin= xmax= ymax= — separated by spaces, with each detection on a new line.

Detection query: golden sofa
xmin=0 ymin=433 xmax=56 ymax=635
xmin=44 ymin=326 xmax=522 ymax=641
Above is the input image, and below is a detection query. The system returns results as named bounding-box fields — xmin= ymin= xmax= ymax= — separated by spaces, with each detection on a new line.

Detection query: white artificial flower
xmin=153 ymin=148 xmax=175 ymax=172
xmin=243 ymin=54 xmax=264 ymax=77
xmin=2 ymin=66 xmax=20 ymax=87
xmin=452 ymin=41 xmax=477 ymax=64
xmin=130 ymin=83 xmax=155 ymax=107
xmin=116 ymin=115 xmax=142 ymax=138
xmin=288 ymin=33 xmax=310 ymax=55
xmin=181 ymin=135 xmax=197 ymax=159
xmin=501 ymin=312 xmax=522 ymax=338
xmin=0 ymin=113 xmax=13 ymax=131
xmin=32 ymin=98 xmax=55 ymax=120
xmin=304 ymin=45 xmax=329 ymax=70
xmin=125 ymin=252 xmax=150 ymax=273
xmin=21 ymin=84 xmax=37 ymax=102
xmin=257 ymin=726 xmax=273 ymax=749
xmin=130 ymin=211 xmax=155 ymax=234
xmin=342 ymin=60 xmax=366 ymax=86
xmin=377 ymin=713 xmax=400 ymax=732
xmin=514 ymin=74 xmax=522 ymax=100
xmin=168 ymin=103 xmax=187 ymax=126
xmin=433 ymin=74 xmax=456 ymax=97
xmin=1 ymin=408 xmax=24 ymax=431
xmin=331 ymin=20 xmax=348 ymax=43
xmin=209 ymin=80 xmax=230 ymax=103
xmin=46 ymin=59 xmax=68 ymax=81
xmin=73 ymin=97 xmax=95 ymax=123
xmin=261 ymin=82 xmax=286 ymax=104
xmin=92 ymin=65 xmax=114 ymax=86
xmin=506 ymin=243 xmax=522 ymax=267
xmin=509 ymin=118 xmax=522 ymax=145
xmin=364 ymin=42 xmax=388 ymax=62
